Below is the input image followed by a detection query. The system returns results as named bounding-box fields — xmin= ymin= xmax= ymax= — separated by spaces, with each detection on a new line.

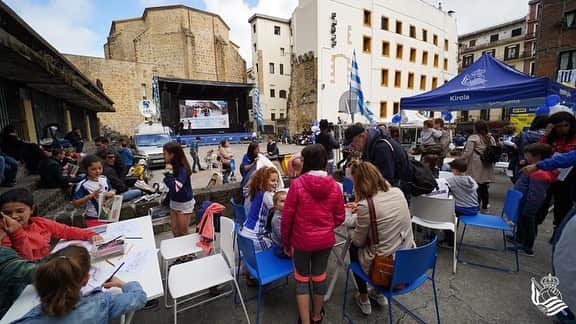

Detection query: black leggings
xmin=551 ymin=181 xmax=573 ymax=226
xmin=292 ymin=248 xmax=331 ymax=295
xmin=477 ymin=183 xmax=490 ymax=209
xmin=348 ymin=245 xmax=368 ymax=294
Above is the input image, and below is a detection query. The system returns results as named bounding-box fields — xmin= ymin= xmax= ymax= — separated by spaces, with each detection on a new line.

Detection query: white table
xmin=1 ymin=216 xmax=163 ymax=324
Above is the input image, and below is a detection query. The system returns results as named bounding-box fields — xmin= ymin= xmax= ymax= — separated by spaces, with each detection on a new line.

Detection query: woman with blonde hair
xmin=347 ymin=161 xmax=415 ymax=315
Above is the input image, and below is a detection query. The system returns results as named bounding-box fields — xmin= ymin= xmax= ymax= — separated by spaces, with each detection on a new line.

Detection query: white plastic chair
xmin=160 ymin=233 xmax=203 ymax=307
xmin=410 ymin=195 xmax=458 ymax=273
xmin=168 ymin=217 xmax=250 ymax=324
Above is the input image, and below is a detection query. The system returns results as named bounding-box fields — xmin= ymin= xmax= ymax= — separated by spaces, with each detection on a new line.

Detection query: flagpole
xmin=349 ymin=51 xmax=354 ymax=124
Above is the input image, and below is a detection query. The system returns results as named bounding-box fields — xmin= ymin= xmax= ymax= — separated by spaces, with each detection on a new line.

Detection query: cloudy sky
xmin=4 ymin=0 xmax=529 ymax=61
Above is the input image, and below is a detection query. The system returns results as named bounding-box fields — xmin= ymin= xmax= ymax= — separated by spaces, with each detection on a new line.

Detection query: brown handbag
xmin=366 ymin=198 xmax=396 ymax=287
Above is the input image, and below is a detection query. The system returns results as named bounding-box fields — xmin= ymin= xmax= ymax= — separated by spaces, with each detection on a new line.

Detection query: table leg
xmin=324 ymin=238 xmax=352 ymax=302
xmin=122 ymin=310 xmax=135 ymax=324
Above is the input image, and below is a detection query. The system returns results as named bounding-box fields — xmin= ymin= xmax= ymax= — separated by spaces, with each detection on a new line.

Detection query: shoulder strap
xmin=367 ymin=198 xmax=379 ymax=245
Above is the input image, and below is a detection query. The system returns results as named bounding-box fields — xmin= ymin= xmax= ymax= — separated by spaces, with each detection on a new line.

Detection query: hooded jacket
xmin=362 ymin=128 xmax=411 ymax=188
xmin=446 ymin=175 xmax=479 ymax=208
xmin=282 ymin=171 xmax=345 ymax=251
xmin=514 ymin=169 xmax=558 ymax=220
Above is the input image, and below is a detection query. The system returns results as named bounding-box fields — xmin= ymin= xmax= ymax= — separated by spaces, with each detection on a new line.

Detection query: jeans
xmin=349 ymin=244 xmax=368 ymax=294
xmin=0 ymin=153 xmax=18 ymax=185
xmin=191 ymin=152 xmax=202 ymax=171
xmin=121 ymin=189 xmax=143 ymax=202
xmin=477 ymin=183 xmax=490 ymax=209
xmin=517 ymin=210 xmax=537 ymax=251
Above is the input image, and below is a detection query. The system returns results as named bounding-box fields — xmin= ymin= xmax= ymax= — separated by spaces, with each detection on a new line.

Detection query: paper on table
xmin=81 ymin=260 xmax=123 ymax=295
xmin=103 ymin=222 xmax=141 ymax=239
xmin=117 ymin=248 xmax=157 ymax=275
xmin=51 ymin=240 xmax=93 ymax=254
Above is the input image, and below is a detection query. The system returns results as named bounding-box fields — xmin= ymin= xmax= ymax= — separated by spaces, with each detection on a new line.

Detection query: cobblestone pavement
xmin=133 ymin=143 xmax=554 ymax=324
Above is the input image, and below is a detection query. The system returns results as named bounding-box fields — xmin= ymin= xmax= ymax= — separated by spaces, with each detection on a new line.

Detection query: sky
xmin=4 ymin=0 xmax=529 ymax=61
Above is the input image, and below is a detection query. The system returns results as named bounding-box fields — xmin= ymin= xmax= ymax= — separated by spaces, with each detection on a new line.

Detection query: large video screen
xmin=179 ymin=100 xmax=229 ymax=129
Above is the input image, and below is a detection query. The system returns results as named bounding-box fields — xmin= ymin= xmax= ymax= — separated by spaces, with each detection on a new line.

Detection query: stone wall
xmin=65 ymin=54 xmax=155 ymax=136
xmin=287 ymin=54 xmax=318 ymax=135
xmin=535 ymin=0 xmax=576 ymax=78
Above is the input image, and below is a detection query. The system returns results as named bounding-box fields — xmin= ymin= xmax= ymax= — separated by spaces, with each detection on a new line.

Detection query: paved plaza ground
xmin=135 ymin=143 xmax=555 ymax=324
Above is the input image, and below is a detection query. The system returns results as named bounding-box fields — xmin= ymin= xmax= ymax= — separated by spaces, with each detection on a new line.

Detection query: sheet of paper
xmin=425 ymin=178 xmax=450 ymax=199
xmin=117 ymin=248 xmax=158 ymax=275
xmin=553 ymin=152 xmax=573 ymax=182
xmin=51 ymin=240 xmax=93 ymax=254
xmin=81 ymin=260 xmax=123 ymax=295
xmin=103 ymin=222 xmax=141 ymax=239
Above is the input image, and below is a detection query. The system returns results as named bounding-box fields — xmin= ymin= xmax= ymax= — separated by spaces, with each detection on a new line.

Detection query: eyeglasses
xmin=106 ymin=156 xmax=115 ymax=160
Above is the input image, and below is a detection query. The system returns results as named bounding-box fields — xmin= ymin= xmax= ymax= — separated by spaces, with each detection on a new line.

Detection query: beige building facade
xmin=68 ymin=5 xmax=247 ymax=136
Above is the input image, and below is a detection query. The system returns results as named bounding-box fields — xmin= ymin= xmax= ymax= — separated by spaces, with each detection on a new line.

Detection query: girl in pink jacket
xmin=282 ymin=144 xmax=345 ymax=324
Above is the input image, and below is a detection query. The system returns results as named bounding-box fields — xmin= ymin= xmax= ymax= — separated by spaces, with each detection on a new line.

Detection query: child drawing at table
xmin=163 ymin=142 xmax=195 ymax=237
xmin=269 ymin=190 xmax=287 ymax=257
xmin=72 ymin=155 xmax=116 ymax=227
xmin=14 ymin=245 xmax=146 ymax=323
xmin=1 ymin=189 xmax=101 ymax=261
xmin=240 ymin=167 xmax=279 ymax=251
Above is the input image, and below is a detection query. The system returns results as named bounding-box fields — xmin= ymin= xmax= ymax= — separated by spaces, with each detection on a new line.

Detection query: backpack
xmin=371 ymin=136 xmax=437 ymax=196
xmin=475 ymin=136 xmax=501 ymax=166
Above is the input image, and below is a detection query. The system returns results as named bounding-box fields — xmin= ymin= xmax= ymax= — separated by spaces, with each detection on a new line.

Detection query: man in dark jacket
xmin=38 ymin=148 xmax=78 ymax=189
xmin=316 ymin=119 xmax=339 ymax=174
xmin=65 ymin=128 xmax=84 ymax=153
xmin=95 ymin=136 xmax=126 ymax=177
xmin=0 ymin=229 xmax=45 ymax=317
xmin=266 ymin=136 xmax=280 ymax=160
xmin=344 ymin=124 xmax=412 ymax=197
xmin=102 ymin=150 xmax=142 ymax=202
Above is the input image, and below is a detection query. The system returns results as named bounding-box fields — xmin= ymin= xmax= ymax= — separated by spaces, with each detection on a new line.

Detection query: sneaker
xmin=520 ymin=248 xmax=535 ymax=257
xmin=368 ymin=289 xmax=388 ymax=307
xmin=356 ymin=294 xmax=372 ymax=315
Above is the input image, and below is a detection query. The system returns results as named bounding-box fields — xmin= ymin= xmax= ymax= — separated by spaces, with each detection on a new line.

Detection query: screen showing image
xmin=179 ymin=100 xmax=230 ymax=129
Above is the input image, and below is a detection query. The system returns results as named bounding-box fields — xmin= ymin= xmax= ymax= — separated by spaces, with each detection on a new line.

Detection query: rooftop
xmin=248 ymin=13 xmax=291 ymax=24
xmin=459 ymin=17 xmax=526 ymax=39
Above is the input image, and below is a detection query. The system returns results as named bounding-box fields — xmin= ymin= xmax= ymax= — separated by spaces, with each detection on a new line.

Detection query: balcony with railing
xmin=558 ymin=69 xmax=576 ymax=88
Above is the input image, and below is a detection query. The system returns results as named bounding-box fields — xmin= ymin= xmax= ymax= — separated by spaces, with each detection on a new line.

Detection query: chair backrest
xmin=220 ymin=217 xmax=235 ymax=271
xmin=390 ymin=236 xmax=438 ymax=289
xmin=230 ymin=197 xmax=246 ymax=225
xmin=410 ymin=195 xmax=456 ymax=224
xmin=342 ymin=178 xmax=354 ymax=196
xmin=236 ymin=234 xmax=259 ymax=276
xmin=502 ymin=189 xmax=523 ymax=225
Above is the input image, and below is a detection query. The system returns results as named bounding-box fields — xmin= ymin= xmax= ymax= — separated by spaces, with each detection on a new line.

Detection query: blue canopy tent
xmin=400 ymin=53 xmax=576 ymax=111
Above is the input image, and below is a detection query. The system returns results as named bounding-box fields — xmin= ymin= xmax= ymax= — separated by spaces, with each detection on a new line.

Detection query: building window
xmin=409 ymin=48 xmax=416 ymax=62
xmin=394 ymin=70 xmax=402 ymax=88
xmin=279 ymin=90 xmax=287 ymax=98
xmin=280 ymin=47 xmax=285 ymax=56
xmin=443 ymin=58 xmax=448 ymax=71
xmin=396 ymin=20 xmax=402 ymax=34
xmin=396 ymin=44 xmax=403 ymax=59
xmin=433 ymin=54 xmax=439 ymax=67
xmin=463 ymin=54 xmax=474 ymax=68
xmin=433 ymin=34 xmax=438 ymax=46
xmin=270 ymin=89 xmax=275 ymax=97
xmin=483 ymin=49 xmax=495 ymax=56
xmin=280 ymin=64 xmax=284 ymax=75
xmin=420 ymin=75 xmax=427 ymax=90
xmin=559 ymin=50 xmax=576 ymax=70
xmin=410 ymin=25 xmax=416 ymax=38
xmin=381 ymin=69 xmax=389 ymax=86
xmin=422 ymin=51 xmax=428 ymax=65
xmin=141 ymin=83 xmax=147 ymax=99
xmin=469 ymin=39 xmax=476 ymax=47
xmin=274 ymin=26 xmax=281 ymax=35
xmin=256 ymin=63 xmax=258 ymax=72
xmin=271 ymin=113 xmax=276 ymax=120
xmin=422 ymin=29 xmax=428 ymax=42
xmin=565 ymin=10 xmax=576 ymax=28
xmin=408 ymin=72 xmax=415 ymax=89
xmin=530 ymin=61 xmax=535 ymax=76
xmin=380 ymin=101 xmax=388 ymax=118
xmin=381 ymin=16 xmax=389 ymax=30
xmin=363 ymin=36 xmax=372 ymax=53
xmin=444 ymin=39 xmax=449 ymax=51
xmin=253 ymin=43 xmax=257 ymax=52
xmin=280 ymin=113 xmax=284 ymax=119
xmin=363 ymin=9 xmax=372 ymax=26
xmin=504 ymin=44 xmax=520 ymax=60
xmin=393 ymin=102 xmax=400 ymax=114
xmin=252 ymin=24 xmax=256 ymax=33
xmin=432 ymin=77 xmax=438 ymax=89
xmin=382 ymin=41 xmax=390 ymax=56
xmin=511 ymin=28 xmax=522 ymax=37
xmin=490 ymin=34 xmax=499 ymax=43
xmin=269 ymin=63 xmax=275 ymax=74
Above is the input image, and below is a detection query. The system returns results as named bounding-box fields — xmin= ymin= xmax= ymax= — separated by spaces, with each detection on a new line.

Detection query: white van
xmin=133 ymin=123 xmax=172 ymax=168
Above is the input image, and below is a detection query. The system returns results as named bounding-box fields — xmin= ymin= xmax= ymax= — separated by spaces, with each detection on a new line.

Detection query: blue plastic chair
xmin=456 ymin=189 xmax=523 ymax=272
xmin=230 ymin=197 xmax=246 ymax=227
xmin=236 ymin=235 xmax=293 ymax=324
xmin=342 ymin=178 xmax=354 ymax=196
xmin=343 ymin=236 xmax=440 ymax=324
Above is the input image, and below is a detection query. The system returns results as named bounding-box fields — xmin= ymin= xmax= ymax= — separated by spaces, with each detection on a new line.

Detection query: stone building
xmin=532 ymin=0 xmax=576 ymax=87
xmin=67 ymin=5 xmax=247 ymax=136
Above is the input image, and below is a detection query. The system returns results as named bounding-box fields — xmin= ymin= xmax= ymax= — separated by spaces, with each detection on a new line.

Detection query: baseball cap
xmin=343 ymin=125 xmax=366 ymax=146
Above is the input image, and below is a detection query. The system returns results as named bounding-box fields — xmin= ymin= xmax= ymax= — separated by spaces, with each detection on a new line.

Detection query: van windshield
xmin=135 ymin=134 xmax=171 ymax=147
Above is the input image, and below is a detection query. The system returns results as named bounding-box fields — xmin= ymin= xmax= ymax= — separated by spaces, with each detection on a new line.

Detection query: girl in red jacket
xmin=282 ymin=144 xmax=345 ymax=324
xmin=1 ymin=188 xmax=101 ymax=261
